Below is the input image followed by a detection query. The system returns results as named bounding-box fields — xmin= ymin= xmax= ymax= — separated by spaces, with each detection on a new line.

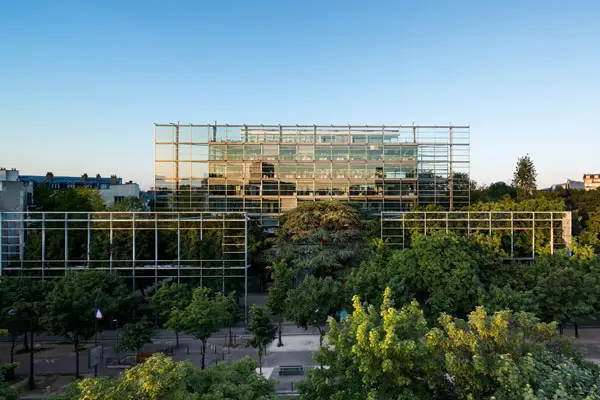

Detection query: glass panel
xmin=245 ymin=199 xmax=261 ymax=213
xmin=332 ymin=146 xmax=348 ymax=161
xmin=298 ymin=145 xmax=314 ymax=161
xmin=367 ymin=144 xmax=382 ymax=160
xmin=297 ymin=164 xmax=314 ymax=178
xmin=350 ymin=182 xmax=367 ymax=196
xmin=227 ymin=145 xmax=243 ymax=160
xmin=331 ymin=181 xmax=348 ymax=196
xmin=209 ymin=181 xmax=226 ymax=196
xmin=349 ymin=163 xmax=365 ymax=179
xmin=384 ymin=182 xmax=402 ymax=196
xmin=280 ymin=145 xmax=296 ymax=161
xmin=350 ymin=145 xmax=366 ymax=161
xmin=280 ymin=181 xmax=296 ymax=196
xmin=209 ymin=145 xmax=226 ymax=160
xmin=383 ymin=200 xmax=402 ymax=211
xmin=351 ymin=134 xmax=367 ymax=143
xmin=384 ymin=146 xmax=402 ymax=161
xmin=315 ymin=182 xmax=331 ymax=196
xmin=191 ymin=163 xmax=208 ymax=179
xmin=317 ymin=131 xmax=333 ymax=143
xmin=209 ymin=162 xmax=226 ymax=178
xmin=191 ymin=126 xmax=209 ymax=143
xmin=244 ymin=145 xmax=261 ymax=160
xmin=315 ymin=145 xmax=331 ymax=161
xmin=263 ymin=145 xmax=278 ymax=161
xmin=402 ymin=146 xmax=417 ymax=160
xmin=297 ymin=182 xmax=313 ymax=196
xmin=402 ymin=182 xmax=417 ymax=196
xmin=315 ymin=164 xmax=331 ymax=179
xmin=366 ymin=165 xmax=384 ymax=179
xmin=383 ymin=131 xmax=401 ymax=143
xmin=262 ymin=199 xmax=279 ymax=213
xmin=263 ymin=182 xmax=279 ymax=196
xmin=226 ymin=163 xmax=243 ymax=178
xmin=246 ymin=182 xmax=261 ymax=196
xmin=280 ymin=163 xmax=297 ymax=179
xmin=226 ymin=181 xmax=243 ymax=196
xmin=333 ymin=132 xmax=349 ymax=143
xmin=332 ymin=163 xmax=348 ymax=179
xmin=155 ymin=144 xmax=173 ymax=161
xmin=261 ymin=163 xmax=278 ymax=178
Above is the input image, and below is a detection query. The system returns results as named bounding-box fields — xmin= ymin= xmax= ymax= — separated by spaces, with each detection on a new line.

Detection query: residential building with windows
xmin=583 ymin=174 xmax=600 ymax=191
xmin=154 ymin=124 xmax=470 ymax=226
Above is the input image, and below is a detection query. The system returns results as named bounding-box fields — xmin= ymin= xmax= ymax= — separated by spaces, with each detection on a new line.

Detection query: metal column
xmin=87 ymin=213 xmax=91 ymax=267
xmin=64 ymin=213 xmax=69 ymax=271
xmin=0 ymin=213 xmax=3 ymax=276
xmin=41 ymin=214 xmax=46 ymax=279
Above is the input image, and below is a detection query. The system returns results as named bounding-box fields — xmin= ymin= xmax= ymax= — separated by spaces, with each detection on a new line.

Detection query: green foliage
xmin=108 ymin=196 xmax=146 ymax=211
xmin=266 ymin=261 xmax=292 ymax=346
xmin=151 ymin=283 xmax=191 ymax=347
xmin=248 ymin=305 xmax=277 ymax=371
xmin=300 ymin=290 xmax=600 ymax=400
xmin=166 ymin=287 xmax=225 ymax=369
xmin=0 ymin=373 xmax=17 ymax=400
xmin=43 ymin=270 xmax=132 ymax=377
xmin=221 ymin=291 xmax=238 ymax=346
xmin=513 ymin=154 xmax=538 ymax=198
xmin=31 ymin=185 xmax=105 ymax=211
xmin=0 ymin=278 xmax=52 ymax=362
xmin=52 ymin=353 xmax=278 ymax=400
xmin=117 ymin=316 xmax=154 ymax=353
xmin=285 ymin=276 xmax=342 ymax=344
xmin=269 ymin=201 xmax=366 ymax=277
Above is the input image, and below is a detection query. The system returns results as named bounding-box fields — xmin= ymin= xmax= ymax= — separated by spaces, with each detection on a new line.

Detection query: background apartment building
xmin=583 ymin=174 xmax=600 ymax=191
xmin=154 ymin=124 xmax=470 ymax=226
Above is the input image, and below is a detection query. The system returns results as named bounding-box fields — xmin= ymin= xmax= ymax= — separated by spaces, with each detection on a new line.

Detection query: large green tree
xmin=513 ymin=154 xmax=538 ymax=198
xmin=269 ymin=201 xmax=366 ymax=278
xmin=285 ymin=276 xmax=342 ymax=345
xmin=150 ymin=283 xmax=192 ymax=348
xmin=51 ymin=353 xmax=278 ymax=400
xmin=166 ymin=287 xmax=225 ymax=369
xmin=266 ymin=261 xmax=293 ymax=347
xmin=247 ymin=305 xmax=277 ymax=373
xmin=300 ymin=289 xmax=600 ymax=400
xmin=43 ymin=270 xmax=132 ymax=377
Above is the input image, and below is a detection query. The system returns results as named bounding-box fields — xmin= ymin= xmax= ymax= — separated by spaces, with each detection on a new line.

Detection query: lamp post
xmin=9 ymin=307 xmax=34 ymax=390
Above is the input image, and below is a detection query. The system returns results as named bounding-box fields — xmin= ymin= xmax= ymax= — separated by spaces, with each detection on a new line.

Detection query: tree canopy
xmin=513 ymin=154 xmax=538 ymax=198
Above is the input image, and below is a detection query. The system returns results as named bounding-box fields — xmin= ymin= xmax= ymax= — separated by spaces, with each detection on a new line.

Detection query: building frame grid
xmin=381 ymin=211 xmax=572 ymax=260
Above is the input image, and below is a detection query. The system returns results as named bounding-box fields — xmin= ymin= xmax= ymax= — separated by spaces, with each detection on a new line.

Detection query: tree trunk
xmin=317 ymin=327 xmax=324 ymax=347
xmin=175 ymin=331 xmax=179 ymax=348
xmin=201 ymin=340 xmax=207 ymax=370
xmin=23 ymin=332 xmax=29 ymax=351
xmin=10 ymin=336 xmax=17 ymax=363
xmin=28 ymin=328 xmax=35 ymax=390
xmin=277 ymin=319 xmax=283 ymax=347
xmin=574 ymin=322 xmax=579 ymax=338
xmin=74 ymin=336 xmax=80 ymax=378
xmin=229 ymin=324 xmax=233 ymax=347
xmin=559 ymin=324 xmax=564 ymax=335
xmin=258 ymin=347 xmax=262 ymax=374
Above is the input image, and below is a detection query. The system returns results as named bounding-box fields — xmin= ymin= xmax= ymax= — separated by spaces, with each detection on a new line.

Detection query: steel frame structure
xmin=0 ymin=211 xmax=249 ymax=316
xmin=381 ymin=211 xmax=572 ymax=260
xmin=154 ymin=124 xmax=470 ymax=225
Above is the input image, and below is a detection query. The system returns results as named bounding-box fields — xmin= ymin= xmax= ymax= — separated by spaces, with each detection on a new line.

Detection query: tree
xmin=221 ymin=292 xmax=238 ymax=347
xmin=533 ymin=255 xmax=600 ymax=336
xmin=109 ymin=197 xmax=146 ymax=212
xmin=52 ymin=354 xmax=278 ymax=400
xmin=513 ymin=154 xmax=538 ymax=198
xmin=266 ymin=261 xmax=293 ymax=347
xmin=285 ymin=276 xmax=341 ymax=345
xmin=300 ymin=289 xmax=600 ymax=400
xmin=248 ymin=305 xmax=277 ymax=373
xmin=116 ymin=317 xmax=154 ymax=354
xmin=150 ymin=283 xmax=191 ymax=348
xmin=166 ymin=287 xmax=224 ymax=369
xmin=43 ymin=270 xmax=132 ymax=378
xmin=299 ymin=289 xmax=431 ymax=399
xmin=269 ymin=201 xmax=366 ymax=278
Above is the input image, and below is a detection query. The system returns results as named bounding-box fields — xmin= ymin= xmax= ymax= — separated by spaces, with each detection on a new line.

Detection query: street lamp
xmin=8 ymin=307 xmax=34 ymax=390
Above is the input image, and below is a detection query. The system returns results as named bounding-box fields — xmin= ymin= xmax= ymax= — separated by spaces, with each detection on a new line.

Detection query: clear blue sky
xmin=1 ymin=0 xmax=599 ymax=189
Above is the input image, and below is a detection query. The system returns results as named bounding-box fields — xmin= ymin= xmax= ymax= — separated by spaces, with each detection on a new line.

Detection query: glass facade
xmin=154 ymin=124 xmax=470 ymax=224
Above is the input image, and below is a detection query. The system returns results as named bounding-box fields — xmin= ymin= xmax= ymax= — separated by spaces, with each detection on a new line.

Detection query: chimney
xmin=46 ymin=172 xmax=54 ymax=180
xmin=81 ymin=173 xmax=88 ymax=183
xmin=110 ymin=174 xmax=118 ymax=185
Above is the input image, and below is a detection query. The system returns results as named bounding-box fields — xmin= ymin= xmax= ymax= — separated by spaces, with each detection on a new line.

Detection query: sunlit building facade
xmin=154 ymin=124 xmax=470 ymax=226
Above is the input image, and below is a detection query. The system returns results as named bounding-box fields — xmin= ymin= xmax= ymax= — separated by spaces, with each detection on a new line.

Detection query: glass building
xmin=154 ymin=124 xmax=470 ymax=226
